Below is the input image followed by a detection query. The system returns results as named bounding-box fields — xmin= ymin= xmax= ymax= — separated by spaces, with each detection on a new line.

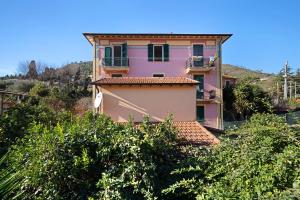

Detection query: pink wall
xmin=101 ymin=85 xmax=196 ymax=122
xmin=203 ymin=104 xmax=218 ymax=128
xmin=99 ymin=45 xmax=216 ymax=77
xmin=97 ymin=42 xmax=220 ymax=129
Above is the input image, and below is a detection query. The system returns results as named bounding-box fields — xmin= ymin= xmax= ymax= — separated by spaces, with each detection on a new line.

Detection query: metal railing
xmin=196 ymin=89 xmax=216 ymax=100
xmin=102 ymin=57 xmax=129 ymax=67
xmin=186 ymin=56 xmax=216 ymax=68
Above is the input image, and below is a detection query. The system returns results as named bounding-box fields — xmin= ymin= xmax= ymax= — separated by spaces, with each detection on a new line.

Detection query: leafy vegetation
xmin=223 ymin=80 xmax=272 ymax=121
xmin=0 ymin=103 xmax=299 ymax=200
xmin=0 ymin=99 xmax=72 ymax=155
xmin=0 ymin=113 xmax=180 ymax=200
xmin=163 ymin=114 xmax=300 ymax=199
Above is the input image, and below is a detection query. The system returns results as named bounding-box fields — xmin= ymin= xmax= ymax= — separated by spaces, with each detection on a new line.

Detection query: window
xmin=148 ymin=44 xmax=169 ymax=62
xmin=193 ymin=44 xmax=204 ymax=67
xmin=193 ymin=75 xmax=204 ymax=99
xmin=113 ymin=45 xmax=122 ymax=66
xmin=225 ymin=80 xmax=231 ymax=87
xmin=196 ymin=106 xmax=205 ymax=122
xmin=111 ymin=74 xmax=123 ymax=78
xmin=153 ymin=74 xmax=164 ymax=77
xmin=104 ymin=43 xmax=128 ymax=66
xmin=154 ymin=45 xmax=163 ymax=61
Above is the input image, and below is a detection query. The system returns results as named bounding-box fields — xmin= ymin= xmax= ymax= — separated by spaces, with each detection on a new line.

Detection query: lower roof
xmin=91 ymin=77 xmax=198 ymax=86
xmin=173 ymin=121 xmax=220 ymax=145
xmin=121 ymin=121 xmax=220 ymax=145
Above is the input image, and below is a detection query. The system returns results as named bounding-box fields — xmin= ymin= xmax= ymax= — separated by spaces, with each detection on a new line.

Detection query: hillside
xmin=223 ymin=64 xmax=277 ymax=92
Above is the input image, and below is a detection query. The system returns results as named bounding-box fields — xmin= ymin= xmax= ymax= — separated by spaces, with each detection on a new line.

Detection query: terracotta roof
xmin=120 ymin=121 xmax=219 ymax=145
xmin=222 ymin=74 xmax=237 ymax=79
xmin=91 ymin=77 xmax=198 ymax=86
xmin=173 ymin=121 xmax=220 ymax=145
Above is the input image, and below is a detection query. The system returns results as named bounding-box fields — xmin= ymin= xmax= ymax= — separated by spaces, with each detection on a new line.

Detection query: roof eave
xmin=83 ymin=33 xmax=233 ymax=44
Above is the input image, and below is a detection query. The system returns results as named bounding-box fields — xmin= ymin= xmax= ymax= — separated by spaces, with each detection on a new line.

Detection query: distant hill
xmin=223 ymin=64 xmax=277 ymax=92
xmin=223 ymin=64 xmax=273 ymax=79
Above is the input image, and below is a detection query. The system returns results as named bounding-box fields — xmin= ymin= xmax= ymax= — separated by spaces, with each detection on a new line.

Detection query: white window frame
xmin=153 ymin=45 xmax=164 ymax=62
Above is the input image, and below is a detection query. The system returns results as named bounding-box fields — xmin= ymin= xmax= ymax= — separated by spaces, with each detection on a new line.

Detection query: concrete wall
xmin=101 ymin=85 xmax=196 ymax=122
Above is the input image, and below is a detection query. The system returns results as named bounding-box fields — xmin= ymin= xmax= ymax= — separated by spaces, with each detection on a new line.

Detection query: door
xmin=113 ymin=46 xmax=122 ymax=66
xmin=193 ymin=44 xmax=204 ymax=67
xmin=194 ymin=75 xmax=204 ymax=99
xmin=196 ymin=106 xmax=205 ymax=122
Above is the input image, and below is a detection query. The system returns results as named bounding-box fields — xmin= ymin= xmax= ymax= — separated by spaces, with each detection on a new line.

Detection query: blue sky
xmin=0 ymin=0 xmax=299 ymax=76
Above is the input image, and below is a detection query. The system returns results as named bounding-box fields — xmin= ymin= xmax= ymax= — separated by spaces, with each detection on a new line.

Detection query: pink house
xmin=84 ymin=33 xmax=232 ymax=144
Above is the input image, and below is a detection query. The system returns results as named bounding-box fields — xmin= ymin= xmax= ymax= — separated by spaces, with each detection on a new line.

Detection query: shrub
xmin=163 ymin=114 xmax=300 ymax=199
xmin=29 ymin=83 xmax=49 ymax=97
xmin=0 ymin=114 xmax=180 ymax=200
xmin=0 ymin=100 xmax=71 ymax=155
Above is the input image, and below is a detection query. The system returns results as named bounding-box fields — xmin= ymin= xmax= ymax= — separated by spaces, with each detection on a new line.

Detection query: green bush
xmin=1 ymin=111 xmax=299 ymax=200
xmin=0 ymin=99 xmax=72 ymax=155
xmin=0 ymin=114 xmax=180 ymax=200
xmin=163 ymin=114 xmax=300 ymax=199
xmin=29 ymin=83 xmax=49 ymax=97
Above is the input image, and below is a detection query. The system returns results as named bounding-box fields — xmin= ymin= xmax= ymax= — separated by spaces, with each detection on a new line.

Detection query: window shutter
xmin=104 ymin=47 xmax=112 ymax=66
xmin=122 ymin=43 xmax=128 ymax=66
xmin=163 ymin=44 xmax=169 ymax=61
xmin=148 ymin=44 xmax=154 ymax=61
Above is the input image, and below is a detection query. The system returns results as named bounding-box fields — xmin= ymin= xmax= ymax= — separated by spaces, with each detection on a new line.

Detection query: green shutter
xmin=197 ymin=106 xmax=205 ymax=122
xmin=163 ymin=44 xmax=169 ymax=61
xmin=104 ymin=47 xmax=112 ymax=66
xmin=122 ymin=43 xmax=128 ymax=66
xmin=148 ymin=44 xmax=153 ymax=61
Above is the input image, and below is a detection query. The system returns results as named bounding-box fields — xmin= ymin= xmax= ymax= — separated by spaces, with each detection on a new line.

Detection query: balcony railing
xmin=102 ymin=57 xmax=129 ymax=67
xmin=186 ymin=56 xmax=216 ymax=68
xmin=196 ymin=89 xmax=216 ymax=101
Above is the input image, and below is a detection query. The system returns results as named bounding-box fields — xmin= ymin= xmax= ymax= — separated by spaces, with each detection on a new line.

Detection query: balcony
xmin=101 ymin=57 xmax=129 ymax=73
xmin=186 ymin=56 xmax=216 ymax=74
xmin=196 ymin=89 xmax=219 ymax=104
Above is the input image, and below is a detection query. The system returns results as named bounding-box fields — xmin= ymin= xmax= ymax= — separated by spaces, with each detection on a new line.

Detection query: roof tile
xmin=92 ymin=77 xmax=198 ymax=86
xmin=173 ymin=121 xmax=220 ymax=145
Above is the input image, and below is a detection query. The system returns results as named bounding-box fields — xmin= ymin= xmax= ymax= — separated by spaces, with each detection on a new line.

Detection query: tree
xmin=223 ymin=85 xmax=236 ymax=121
xmin=17 ymin=60 xmax=30 ymax=75
xmin=26 ymin=60 xmax=38 ymax=79
xmin=233 ymin=80 xmax=272 ymax=120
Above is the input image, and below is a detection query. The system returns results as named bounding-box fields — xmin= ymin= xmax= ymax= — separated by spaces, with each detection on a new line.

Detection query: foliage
xmin=1 ymin=107 xmax=299 ymax=200
xmin=233 ymin=80 xmax=272 ymax=119
xmin=29 ymin=83 xmax=50 ymax=97
xmin=0 ymin=114 xmax=180 ymax=200
xmin=163 ymin=114 xmax=300 ymax=199
xmin=0 ymin=99 xmax=71 ymax=155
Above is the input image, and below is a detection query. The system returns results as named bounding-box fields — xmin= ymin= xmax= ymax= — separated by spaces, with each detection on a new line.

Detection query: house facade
xmin=84 ymin=33 xmax=231 ymax=131
xmin=223 ymin=74 xmax=237 ymax=88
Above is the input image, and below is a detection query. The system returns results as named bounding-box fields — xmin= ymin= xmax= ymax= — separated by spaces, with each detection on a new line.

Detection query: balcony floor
xmin=186 ymin=66 xmax=214 ymax=74
xmin=102 ymin=66 xmax=129 ymax=73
